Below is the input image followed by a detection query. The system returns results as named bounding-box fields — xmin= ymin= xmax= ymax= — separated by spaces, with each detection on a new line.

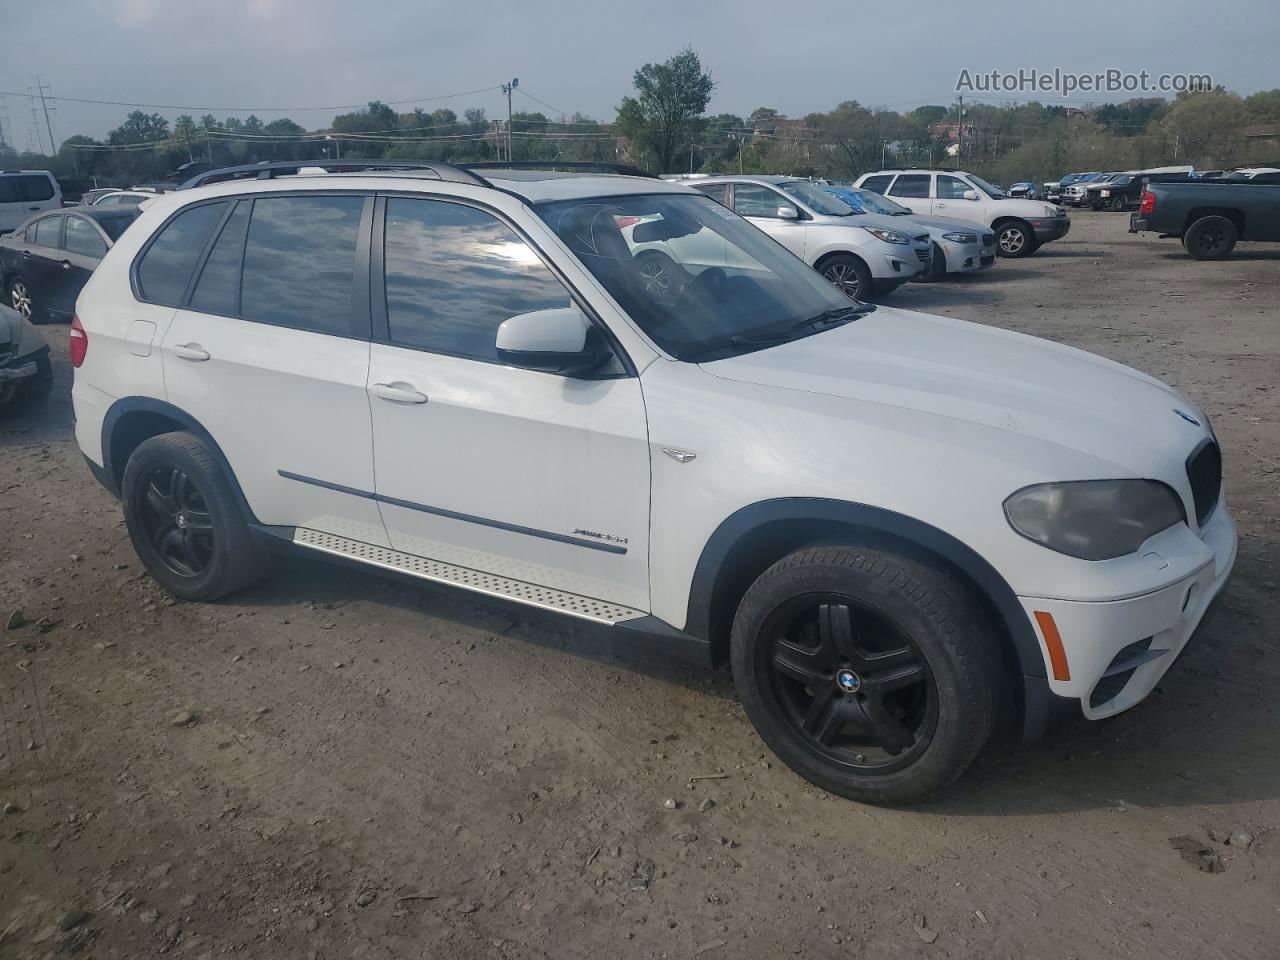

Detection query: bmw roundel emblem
xmin=835 ymin=668 xmax=862 ymax=693
xmin=1173 ymin=409 xmax=1201 ymax=427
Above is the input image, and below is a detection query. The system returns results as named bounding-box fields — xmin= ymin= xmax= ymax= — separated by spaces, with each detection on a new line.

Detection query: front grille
xmin=1186 ymin=439 xmax=1222 ymax=526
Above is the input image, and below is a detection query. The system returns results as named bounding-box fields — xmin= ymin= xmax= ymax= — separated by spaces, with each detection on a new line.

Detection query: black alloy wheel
xmin=136 ymin=464 xmax=216 ymax=578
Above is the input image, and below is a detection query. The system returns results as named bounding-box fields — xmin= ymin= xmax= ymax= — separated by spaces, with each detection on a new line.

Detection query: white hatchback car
xmin=855 ymin=169 xmax=1070 ymax=258
xmin=71 ymin=162 xmax=1235 ymax=803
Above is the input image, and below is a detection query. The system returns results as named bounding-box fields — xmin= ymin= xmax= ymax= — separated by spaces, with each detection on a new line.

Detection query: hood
xmin=700 ymin=307 xmax=1205 ymax=476
xmin=992 ymin=196 xmax=1061 ymax=217
xmin=833 ymin=211 xmax=929 ymax=244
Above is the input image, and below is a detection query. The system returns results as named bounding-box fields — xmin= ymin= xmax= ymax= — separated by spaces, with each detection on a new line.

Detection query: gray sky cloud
xmin=2 ymin=0 xmax=1277 ymax=149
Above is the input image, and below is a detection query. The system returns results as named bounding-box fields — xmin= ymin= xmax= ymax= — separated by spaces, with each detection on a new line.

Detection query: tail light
xmin=69 ymin=314 xmax=88 ymax=368
xmin=1140 ymin=190 xmax=1156 ymax=215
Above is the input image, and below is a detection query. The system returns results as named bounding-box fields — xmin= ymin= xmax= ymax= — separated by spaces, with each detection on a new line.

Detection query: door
xmin=0 ymin=177 xmax=21 ymax=233
xmin=886 ymin=173 xmax=933 ymax=215
xmin=366 ymin=195 xmax=652 ymax=610
xmin=155 ymin=193 xmax=389 ymax=547
xmin=18 ymin=215 xmax=65 ymax=315
xmin=933 ymin=174 xmax=985 ymax=221
xmin=0 ymin=175 xmax=57 ymax=232
xmin=55 ymin=216 xmax=107 ymax=316
xmin=730 ymin=183 xmax=808 ymax=258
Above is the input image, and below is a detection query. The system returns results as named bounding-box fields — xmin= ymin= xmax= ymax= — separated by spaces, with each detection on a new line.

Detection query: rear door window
xmin=239 ymin=194 xmax=366 ymax=335
xmin=693 ymin=183 xmax=729 ymax=205
xmin=888 ymin=174 xmax=931 ymax=199
xmin=0 ymin=178 xmax=18 ymax=204
xmin=136 ymin=202 xmax=229 ymax=306
xmin=190 ymin=201 xmax=251 ymax=316
xmin=860 ymin=175 xmax=893 ymax=194
xmin=34 ymin=216 xmax=63 ymax=248
xmin=17 ymin=175 xmax=56 ymax=202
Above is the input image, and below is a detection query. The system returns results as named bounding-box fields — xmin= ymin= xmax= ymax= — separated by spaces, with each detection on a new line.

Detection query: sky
xmin=2 ymin=0 xmax=1278 ymax=151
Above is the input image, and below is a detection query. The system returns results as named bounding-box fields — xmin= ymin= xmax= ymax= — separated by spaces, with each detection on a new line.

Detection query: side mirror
xmin=963 ymin=189 xmax=980 ymax=201
xmin=775 ymin=204 xmax=800 ymax=220
xmin=495 ymin=307 xmax=610 ymax=376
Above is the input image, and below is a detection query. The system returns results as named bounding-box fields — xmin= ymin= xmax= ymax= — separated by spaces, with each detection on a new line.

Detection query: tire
xmin=730 ymin=545 xmax=1001 ymax=804
xmin=994 ymin=220 xmax=1036 ymax=258
xmin=1109 ymin=196 xmax=1125 ymax=212
xmin=919 ymin=242 xmax=947 ymax=282
xmin=8 ymin=276 xmax=43 ymax=324
xmin=1183 ymin=215 xmax=1237 ymax=260
xmin=818 ymin=254 xmax=873 ymax=300
xmin=121 ymin=431 xmax=268 ymax=601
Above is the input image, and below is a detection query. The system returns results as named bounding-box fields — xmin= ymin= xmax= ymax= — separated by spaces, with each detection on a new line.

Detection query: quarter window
xmin=936 ymin=176 xmax=972 ymax=199
xmin=693 ymin=183 xmax=729 ymax=205
xmin=137 ymin=202 xmax=228 ymax=306
xmin=888 ymin=174 xmax=931 ymax=199
xmin=34 ymin=216 xmax=62 ymax=248
xmin=383 ymin=197 xmax=572 ymax=362
xmin=64 ymin=217 xmax=107 ymax=258
xmin=240 ymin=195 xmax=365 ymax=335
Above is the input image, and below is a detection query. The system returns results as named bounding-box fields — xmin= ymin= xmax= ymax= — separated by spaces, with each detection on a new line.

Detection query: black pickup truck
xmin=1130 ymin=178 xmax=1280 ymax=258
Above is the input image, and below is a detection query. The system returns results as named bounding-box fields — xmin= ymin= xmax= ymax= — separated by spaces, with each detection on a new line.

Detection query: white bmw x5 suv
xmin=71 ymin=161 xmax=1235 ymax=804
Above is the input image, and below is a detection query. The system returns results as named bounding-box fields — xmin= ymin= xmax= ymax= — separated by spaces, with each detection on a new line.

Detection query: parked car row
xmin=1130 ymin=176 xmax=1280 ymax=259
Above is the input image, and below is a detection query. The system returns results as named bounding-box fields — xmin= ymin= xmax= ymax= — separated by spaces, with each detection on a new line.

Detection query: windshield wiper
xmin=683 ymin=329 xmax=796 ymax=361
xmin=789 ymin=303 xmax=876 ymax=333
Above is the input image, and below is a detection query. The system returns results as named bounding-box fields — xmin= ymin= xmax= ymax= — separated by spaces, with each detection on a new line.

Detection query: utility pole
xmin=881 ymin=139 xmax=888 ymax=168
xmin=956 ymin=95 xmax=964 ymax=162
xmin=34 ymin=76 xmax=56 ymax=156
xmin=501 ymin=78 xmax=518 ymax=161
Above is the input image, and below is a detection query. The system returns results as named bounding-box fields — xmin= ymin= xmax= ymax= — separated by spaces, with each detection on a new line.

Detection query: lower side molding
xmin=291 ymin=528 xmax=645 ymax=626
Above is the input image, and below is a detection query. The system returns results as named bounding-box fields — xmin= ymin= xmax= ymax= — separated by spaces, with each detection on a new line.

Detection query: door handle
xmin=21 ymin=250 xmax=31 ymax=259
xmin=173 ymin=343 xmax=211 ymax=362
xmin=61 ymin=260 xmax=72 ymax=270
xmin=372 ymin=382 xmax=428 ymax=404
xmin=27 ymin=206 xmax=40 ymax=211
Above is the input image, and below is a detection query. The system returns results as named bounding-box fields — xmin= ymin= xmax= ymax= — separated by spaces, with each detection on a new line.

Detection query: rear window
xmin=136 ymin=202 xmax=229 ymax=306
xmin=97 ymin=213 xmax=137 ymax=242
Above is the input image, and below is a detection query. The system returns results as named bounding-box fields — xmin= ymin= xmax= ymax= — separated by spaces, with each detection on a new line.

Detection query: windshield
xmin=844 ymin=188 xmax=910 ymax=216
xmin=536 ymin=193 xmax=868 ymax=362
xmin=968 ymin=174 xmax=1006 ymax=199
xmin=778 ymin=181 xmax=855 ymax=216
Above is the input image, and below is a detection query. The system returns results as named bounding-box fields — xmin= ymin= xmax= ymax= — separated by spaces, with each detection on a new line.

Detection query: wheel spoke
xmin=773 ymin=639 xmax=829 ymax=685
xmin=802 ymin=685 xmax=837 ymax=735
xmin=145 ymin=481 xmax=175 ymax=517
xmin=185 ymin=509 xmax=213 ymax=532
xmin=816 ymin=603 xmax=856 ymax=661
xmin=855 ymin=694 xmax=915 ymax=755
xmin=178 ymin=530 xmax=204 ymax=569
xmin=158 ymin=526 xmax=187 ymax=564
xmin=809 ymin=694 xmax=848 ymax=746
xmin=867 ymin=661 xmax=925 ymax=693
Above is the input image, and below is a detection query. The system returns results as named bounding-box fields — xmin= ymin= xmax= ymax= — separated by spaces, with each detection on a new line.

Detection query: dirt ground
xmin=2 ymin=211 xmax=1278 ymax=959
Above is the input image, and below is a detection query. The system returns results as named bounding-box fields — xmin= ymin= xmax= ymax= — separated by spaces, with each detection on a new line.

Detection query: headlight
xmin=941 ymin=231 xmax=977 ymax=243
xmin=1003 ymin=479 xmax=1186 ymax=561
xmin=862 ymin=226 xmax=909 ymax=245
xmin=1043 ymin=205 xmax=1058 ymax=216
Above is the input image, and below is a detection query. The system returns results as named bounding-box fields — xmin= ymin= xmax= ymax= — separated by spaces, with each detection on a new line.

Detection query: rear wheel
xmin=8 ymin=277 xmax=42 ymax=324
xmin=730 ymin=545 xmax=1001 ymax=804
xmin=1183 ymin=215 xmax=1237 ymax=260
xmin=994 ymin=220 xmax=1036 ymax=258
xmin=122 ymin=432 xmax=268 ymax=601
xmin=818 ymin=254 xmax=873 ymax=300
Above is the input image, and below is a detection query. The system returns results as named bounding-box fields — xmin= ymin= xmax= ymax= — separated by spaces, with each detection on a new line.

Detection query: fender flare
xmin=683 ymin=497 xmax=1045 ymax=680
xmin=99 ymin=396 xmax=259 ymax=523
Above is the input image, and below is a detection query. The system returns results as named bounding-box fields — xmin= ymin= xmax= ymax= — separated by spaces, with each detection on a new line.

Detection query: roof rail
xmin=462 ymin=160 xmax=656 ymax=179
xmin=178 ymin=160 xmax=491 ymax=190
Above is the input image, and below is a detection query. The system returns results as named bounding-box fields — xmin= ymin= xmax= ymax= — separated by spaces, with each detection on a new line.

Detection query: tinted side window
xmin=936 ymin=175 xmax=971 ymax=199
xmin=137 ymin=202 xmax=228 ymax=306
xmin=888 ymin=174 xmax=930 ymax=199
xmin=190 ymin=201 xmax=250 ymax=316
xmin=34 ymin=216 xmax=63 ymax=248
xmin=732 ymin=184 xmax=787 ymax=218
xmin=860 ymin=175 xmax=893 ymax=194
xmin=64 ymin=217 xmax=107 ymax=258
xmin=383 ymin=197 xmax=571 ymax=361
xmin=694 ymin=183 xmax=729 ymax=204
xmin=18 ymin=175 xmax=56 ymax=202
xmin=240 ymin=195 xmax=365 ymax=335
xmin=0 ymin=178 xmax=17 ymax=204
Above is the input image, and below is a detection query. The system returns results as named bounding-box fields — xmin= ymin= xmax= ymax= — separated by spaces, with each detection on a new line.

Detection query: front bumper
xmin=1030 ymin=216 xmax=1071 ymax=244
xmin=1019 ymin=502 xmax=1237 ymax=722
xmin=937 ymin=240 xmax=991 ymax=273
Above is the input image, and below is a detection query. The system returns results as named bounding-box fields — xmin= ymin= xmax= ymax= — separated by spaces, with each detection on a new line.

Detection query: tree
xmin=108 ymin=111 xmax=170 ymax=145
xmin=615 ymin=47 xmax=714 ymax=172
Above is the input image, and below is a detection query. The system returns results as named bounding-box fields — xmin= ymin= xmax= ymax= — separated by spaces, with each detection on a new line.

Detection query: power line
xmin=0 ymin=85 xmax=504 ymax=114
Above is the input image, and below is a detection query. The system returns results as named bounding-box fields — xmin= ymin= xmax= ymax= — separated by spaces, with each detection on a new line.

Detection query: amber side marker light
xmin=1033 ymin=611 xmax=1072 ymax=681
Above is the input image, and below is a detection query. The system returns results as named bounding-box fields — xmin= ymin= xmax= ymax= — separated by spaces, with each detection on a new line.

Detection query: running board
xmin=291 ymin=528 xmax=645 ymax=626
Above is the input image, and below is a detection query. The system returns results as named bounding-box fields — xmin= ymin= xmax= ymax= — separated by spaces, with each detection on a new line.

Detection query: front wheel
xmin=730 ymin=545 xmax=1001 ymax=804
xmin=9 ymin=277 xmax=42 ymax=324
xmin=122 ymin=431 xmax=268 ymax=601
xmin=994 ymin=221 xmax=1036 ymax=258
xmin=1109 ymin=196 xmax=1126 ymax=212
xmin=818 ymin=254 xmax=872 ymax=300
